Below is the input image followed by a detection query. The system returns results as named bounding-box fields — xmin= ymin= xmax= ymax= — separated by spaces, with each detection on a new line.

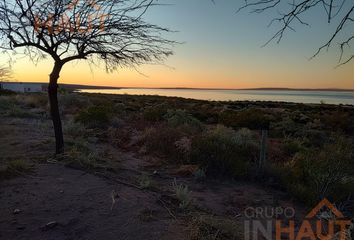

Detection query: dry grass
xmin=172 ymin=179 xmax=193 ymax=210
xmin=0 ymin=159 xmax=32 ymax=179
xmin=189 ymin=215 xmax=243 ymax=240
xmin=138 ymin=174 xmax=153 ymax=189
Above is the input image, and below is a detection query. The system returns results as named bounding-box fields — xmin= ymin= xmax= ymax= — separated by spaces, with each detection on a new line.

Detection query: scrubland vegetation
xmin=1 ymin=89 xmax=354 ymax=224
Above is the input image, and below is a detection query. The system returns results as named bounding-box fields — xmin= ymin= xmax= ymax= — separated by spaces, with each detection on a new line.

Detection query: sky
xmin=3 ymin=0 xmax=354 ymax=89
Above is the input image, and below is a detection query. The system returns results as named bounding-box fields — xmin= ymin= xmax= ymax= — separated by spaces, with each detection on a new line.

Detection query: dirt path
xmin=0 ymin=164 xmax=186 ymax=240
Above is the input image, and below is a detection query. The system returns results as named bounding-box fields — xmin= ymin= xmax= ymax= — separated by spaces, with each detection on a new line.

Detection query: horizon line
xmin=2 ymin=81 xmax=354 ymax=92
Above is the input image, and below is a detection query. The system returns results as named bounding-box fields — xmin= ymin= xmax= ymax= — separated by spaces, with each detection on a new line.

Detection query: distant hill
xmin=238 ymin=87 xmax=354 ymax=92
xmin=2 ymin=82 xmax=353 ymax=92
xmin=61 ymin=86 xmax=354 ymax=92
xmin=144 ymin=87 xmax=354 ymax=92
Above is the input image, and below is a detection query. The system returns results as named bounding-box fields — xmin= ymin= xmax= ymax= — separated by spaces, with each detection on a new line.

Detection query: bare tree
xmin=0 ymin=0 xmax=174 ymax=154
xmin=238 ymin=0 xmax=354 ymax=65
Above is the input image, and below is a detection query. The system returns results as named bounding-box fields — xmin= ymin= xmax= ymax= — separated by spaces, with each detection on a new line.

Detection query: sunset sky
xmin=3 ymin=0 xmax=354 ymax=89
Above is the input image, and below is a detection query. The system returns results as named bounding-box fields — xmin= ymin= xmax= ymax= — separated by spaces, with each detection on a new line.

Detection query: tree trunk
xmin=48 ymin=61 xmax=64 ymax=154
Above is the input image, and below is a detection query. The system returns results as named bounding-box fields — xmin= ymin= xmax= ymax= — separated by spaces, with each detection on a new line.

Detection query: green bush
xmin=0 ymin=159 xmax=32 ymax=179
xmin=59 ymin=93 xmax=91 ymax=114
xmin=75 ymin=105 xmax=112 ymax=128
xmin=62 ymin=139 xmax=112 ymax=170
xmin=0 ymin=89 xmax=16 ymax=96
xmin=64 ymin=143 xmax=99 ymax=170
xmin=281 ymin=138 xmax=306 ymax=157
xmin=165 ymin=109 xmax=203 ymax=133
xmin=276 ymin=136 xmax=354 ymax=205
xmin=189 ymin=104 xmax=220 ymax=124
xmin=0 ymin=95 xmax=44 ymax=118
xmin=298 ymin=129 xmax=328 ymax=148
xmin=0 ymin=96 xmax=16 ymax=113
xmin=138 ymin=174 xmax=153 ymax=189
xmin=6 ymin=105 xmax=37 ymax=118
xmin=320 ymin=111 xmax=354 ymax=134
xmin=16 ymin=94 xmax=47 ymax=109
xmin=143 ymin=103 xmax=168 ymax=122
xmin=191 ymin=126 xmax=259 ymax=178
xmin=219 ymin=109 xmax=271 ymax=129
xmin=64 ymin=120 xmax=87 ymax=139
xmin=143 ymin=125 xmax=185 ymax=160
xmin=172 ymin=179 xmax=193 ymax=209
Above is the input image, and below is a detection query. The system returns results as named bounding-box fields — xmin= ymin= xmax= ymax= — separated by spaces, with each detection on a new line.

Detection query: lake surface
xmin=79 ymin=88 xmax=354 ymax=105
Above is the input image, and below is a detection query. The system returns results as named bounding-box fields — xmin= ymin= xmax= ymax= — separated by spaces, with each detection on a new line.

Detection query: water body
xmin=79 ymin=88 xmax=354 ymax=105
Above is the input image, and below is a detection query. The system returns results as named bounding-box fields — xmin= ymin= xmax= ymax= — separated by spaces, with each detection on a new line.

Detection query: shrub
xmin=75 ymin=105 xmax=112 ymax=128
xmin=143 ymin=124 xmax=197 ymax=163
xmin=320 ymin=111 xmax=354 ymax=134
xmin=66 ymin=147 xmax=99 ymax=170
xmin=0 ymin=95 xmax=44 ymax=118
xmin=277 ymin=136 xmax=354 ymax=205
xmin=7 ymin=159 xmax=31 ymax=173
xmin=164 ymin=109 xmax=203 ymax=132
xmin=298 ymin=129 xmax=328 ymax=148
xmin=143 ymin=103 xmax=168 ymax=122
xmin=59 ymin=93 xmax=91 ymax=112
xmin=219 ymin=109 xmax=270 ymax=129
xmin=175 ymin=137 xmax=192 ymax=161
xmin=16 ymin=94 xmax=47 ymax=109
xmin=280 ymin=137 xmax=306 ymax=157
xmin=191 ymin=125 xmax=259 ymax=178
xmin=172 ymin=179 xmax=193 ymax=209
xmin=0 ymin=159 xmax=32 ymax=179
xmin=6 ymin=105 xmax=37 ymax=118
xmin=271 ymin=117 xmax=301 ymax=137
xmin=189 ymin=215 xmax=243 ymax=240
xmin=193 ymin=168 xmax=206 ymax=182
xmin=0 ymin=96 xmax=16 ymax=113
xmin=189 ymin=104 xmax=220 ymax=124
xmin=107 ymin=126 xmax=132 ymax=149
xmin=64 ymin=120 xmax=87 ymax=139
xmin=138 ymin=174 xmax=153 ymax=189
xmin=143 ymin=125 xmax=185 ymax=160
xmin=63 ymin=140 xmax=100 ymax=170
xmin=0 ymin=89 xmax=15 ymax=96
xmin=233 ymin=128 xmax=259 ymax=148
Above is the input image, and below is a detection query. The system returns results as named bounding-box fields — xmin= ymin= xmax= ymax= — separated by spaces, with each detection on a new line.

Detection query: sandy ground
xmin=0 ymin=163 xmax=191 ymax=240
xmin=0 ymin=117 xmax=305 ymax=240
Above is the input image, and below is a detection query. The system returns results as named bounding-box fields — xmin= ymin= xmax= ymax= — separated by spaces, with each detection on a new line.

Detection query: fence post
xmin=259 ymin=128 xmax=268 ymax=174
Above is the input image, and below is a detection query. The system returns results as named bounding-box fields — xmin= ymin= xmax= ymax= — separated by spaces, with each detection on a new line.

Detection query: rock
xmin=171 ymin=165 xmax=199 ymax=177
xmin=41 ymin=221 xmax=58 ymax=231
xmin=13 ymin=209 xmax=21 ymax=214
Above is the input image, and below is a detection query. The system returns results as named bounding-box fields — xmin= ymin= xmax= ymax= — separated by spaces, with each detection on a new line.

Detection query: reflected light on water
xmin=79 ymin=88 xmax=354 ymax=105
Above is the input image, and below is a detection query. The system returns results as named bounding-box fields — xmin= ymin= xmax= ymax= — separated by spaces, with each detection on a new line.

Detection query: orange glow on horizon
xmin=9 ymin=57 xmax=354 ymax=90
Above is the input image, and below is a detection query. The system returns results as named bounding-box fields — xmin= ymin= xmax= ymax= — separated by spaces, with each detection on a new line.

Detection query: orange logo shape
xmin=306 ymin=198 xmax=344 ymax=219
xmin=67 ymin=0 xmax=102 ymax=11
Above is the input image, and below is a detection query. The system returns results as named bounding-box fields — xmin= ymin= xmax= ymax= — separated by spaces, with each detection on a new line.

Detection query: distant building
xmin=0 ymin=82 xmax=44 ymax=93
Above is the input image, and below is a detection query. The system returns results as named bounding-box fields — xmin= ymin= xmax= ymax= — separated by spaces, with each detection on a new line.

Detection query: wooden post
xmin=259 ymin=129 xmax=268 ymax=174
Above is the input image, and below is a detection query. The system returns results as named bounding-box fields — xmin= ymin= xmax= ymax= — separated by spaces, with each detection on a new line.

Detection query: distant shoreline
xmin=66 ymin=84 xmax=354 ymax=92
xmin=2 ymin=82 xmax=354 ymax=92
xmin=77 ymin=86 xmax=354 ymax=92
xmin=120 ymin=87 xmax=354 ymax=92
